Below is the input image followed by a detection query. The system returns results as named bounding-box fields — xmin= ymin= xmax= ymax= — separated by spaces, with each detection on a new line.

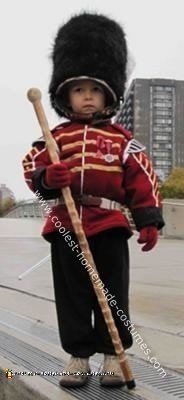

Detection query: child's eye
xmin=93 ymin=86 xmax=103 ymax=93
xmin=73 ymin=87 xmax=82 ymax=93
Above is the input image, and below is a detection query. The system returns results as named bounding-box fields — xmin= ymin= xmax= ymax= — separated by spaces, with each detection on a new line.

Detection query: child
xmin=22 ymin=13 xmax=165 ymax=388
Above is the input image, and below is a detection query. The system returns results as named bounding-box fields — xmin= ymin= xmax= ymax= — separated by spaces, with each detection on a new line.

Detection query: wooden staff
xmin=27 ymin=88 xmax=135 ymax=389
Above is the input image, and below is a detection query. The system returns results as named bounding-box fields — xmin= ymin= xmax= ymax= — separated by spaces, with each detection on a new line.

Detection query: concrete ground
xmin=0 ymin=219 xmax=184 ymax=398
xmin=129 ymin=234 xmax=184 ymax=373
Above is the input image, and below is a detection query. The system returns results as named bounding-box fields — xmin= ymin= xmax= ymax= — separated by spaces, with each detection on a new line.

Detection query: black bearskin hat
xmin=49 ymin=12 xmax=127 ymax=118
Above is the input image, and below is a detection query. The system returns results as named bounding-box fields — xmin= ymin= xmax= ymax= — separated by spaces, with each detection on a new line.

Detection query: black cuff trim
xmin=131 ymin=207 xmax=165 ymax=231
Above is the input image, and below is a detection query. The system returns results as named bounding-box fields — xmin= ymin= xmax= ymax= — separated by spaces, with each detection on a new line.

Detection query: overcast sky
xmin=0 ymin=0 xmax=183 ymax=200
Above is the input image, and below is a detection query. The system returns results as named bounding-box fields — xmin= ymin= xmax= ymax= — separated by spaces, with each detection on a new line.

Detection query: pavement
xmin=0 ymin=218 xmax=184 ymax=399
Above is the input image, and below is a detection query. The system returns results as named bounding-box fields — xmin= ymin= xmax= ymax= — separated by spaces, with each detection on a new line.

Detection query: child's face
xmin=68 ymin=80 xmax=106 ymax=114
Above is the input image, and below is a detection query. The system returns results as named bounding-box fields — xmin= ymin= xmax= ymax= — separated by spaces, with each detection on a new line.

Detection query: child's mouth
xmin=83 ymin=105 xmax=96 ymax=111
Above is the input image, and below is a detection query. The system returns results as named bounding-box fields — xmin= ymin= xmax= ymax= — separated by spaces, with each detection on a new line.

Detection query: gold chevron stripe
xmin=70 ymin=164 xmax=122 ymax=173
xmin=24 ymin=164 xmax=122 ymax=173
xmin=89 ymin=128 xmax=124 ymax=139
xmin=144 ymin=157 xmax=149 ymax=170
xmin=152 ymin=173 xmax=157 ymax=186
xmin=56 ymin=127 xmax=124 ymax=141
xmin=64 ymin=152 xmax=120 ymax=162
xmin=28 ymin=146 xmax=39 ymax=159
xmin=22 ymin=156 xmax=29 ymax=164
xmin=138 ymin=152 xmax=143 ymax=164
xmin=132 ymin=153 xmax=159 ymax=206
xmin=56 ymin=129 xmax=84 ymax=140
xmin=22 ymin=161 xmax=33 ymax=166
xmin=25 ymin=166 xmax=36 ymax=172
xmin=62 ymin=140 xmax=121 ymax=151
xmin=62 ymin=140 xmax=91 ymax=150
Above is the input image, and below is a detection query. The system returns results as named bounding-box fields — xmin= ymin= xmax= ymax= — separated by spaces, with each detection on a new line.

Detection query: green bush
xmin=160 ymin=168 xmax=184 ymax=199
xmin=0 ymin=197 xmax=15 ymax=216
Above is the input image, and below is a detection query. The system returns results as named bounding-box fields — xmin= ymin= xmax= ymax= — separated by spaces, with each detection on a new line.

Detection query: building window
xmin=153 ymin=94 xmax=172 ymax=100
xmin=154 ymin=110 xmax=172 ymax=116
xmin=154 ymin=86 xmax=164 ymax=91
xmin=153 ymin=126 xmax=172 ymax=132
xmin=153 ymin=151 xmax=171 ymax=157
xmin=154 ymin=101 xmax=172 ymax=107
xmin=154 ymin=135 xmax=172 ymax=140
xmin=154 ymin=118 xmax=172 ymax=124
xmin=154 ymin=160 xmax=172 ymax=166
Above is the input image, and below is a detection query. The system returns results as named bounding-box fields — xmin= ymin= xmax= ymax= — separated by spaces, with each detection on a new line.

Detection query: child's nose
xmin=84 ymin=90 xmax=92 ymax=99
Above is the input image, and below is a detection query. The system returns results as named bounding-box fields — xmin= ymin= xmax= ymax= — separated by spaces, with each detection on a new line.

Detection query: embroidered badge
xmin=104 ymin=139 xmax=114 ymax=163
xmin=96 ymin=136 xmax=115 ymax=163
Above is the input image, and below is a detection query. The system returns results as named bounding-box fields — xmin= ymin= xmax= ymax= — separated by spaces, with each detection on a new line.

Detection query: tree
xmin=160 ymin=168 xmax=184 ymax=199
xmin=0 ymin=197 xmax=15 ymax=216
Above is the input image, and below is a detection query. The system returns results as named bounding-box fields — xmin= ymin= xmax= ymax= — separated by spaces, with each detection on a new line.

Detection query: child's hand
xmin=45 ymin=162 xmax=72 ymax=189
xmin=137 ymin=226 xmax=158 ymax=251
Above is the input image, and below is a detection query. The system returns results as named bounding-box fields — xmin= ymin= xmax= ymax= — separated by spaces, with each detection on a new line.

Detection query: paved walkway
xmin=0 ymin=219 xmax=183 ymax=399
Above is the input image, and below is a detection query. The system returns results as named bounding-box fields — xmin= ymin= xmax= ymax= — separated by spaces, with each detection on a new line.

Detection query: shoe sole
xmin=100 ymin=378 xmax=125 ymax=387
xmin=59 ymin=378 xmax=88 ymax=388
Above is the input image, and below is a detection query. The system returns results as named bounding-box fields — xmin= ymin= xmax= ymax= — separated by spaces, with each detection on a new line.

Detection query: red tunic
xmin=22 ymin=121 xmax=164 ymax=239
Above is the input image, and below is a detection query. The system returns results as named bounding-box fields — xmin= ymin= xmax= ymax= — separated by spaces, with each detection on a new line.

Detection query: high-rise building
xmin=120 ymin=78 xmax=184 ymax=180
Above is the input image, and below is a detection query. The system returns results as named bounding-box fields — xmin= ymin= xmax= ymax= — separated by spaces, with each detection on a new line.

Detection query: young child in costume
xmin=22 ymin=13 xmax=165 ymax=388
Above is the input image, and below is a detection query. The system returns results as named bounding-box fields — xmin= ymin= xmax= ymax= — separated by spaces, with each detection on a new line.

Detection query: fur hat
xmin=49 ymin=12 xmax=127 ymax=118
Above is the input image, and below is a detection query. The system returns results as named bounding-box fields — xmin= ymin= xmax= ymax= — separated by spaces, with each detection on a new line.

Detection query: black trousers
xmin=51 ymin=228 xmax=133 ymax=357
